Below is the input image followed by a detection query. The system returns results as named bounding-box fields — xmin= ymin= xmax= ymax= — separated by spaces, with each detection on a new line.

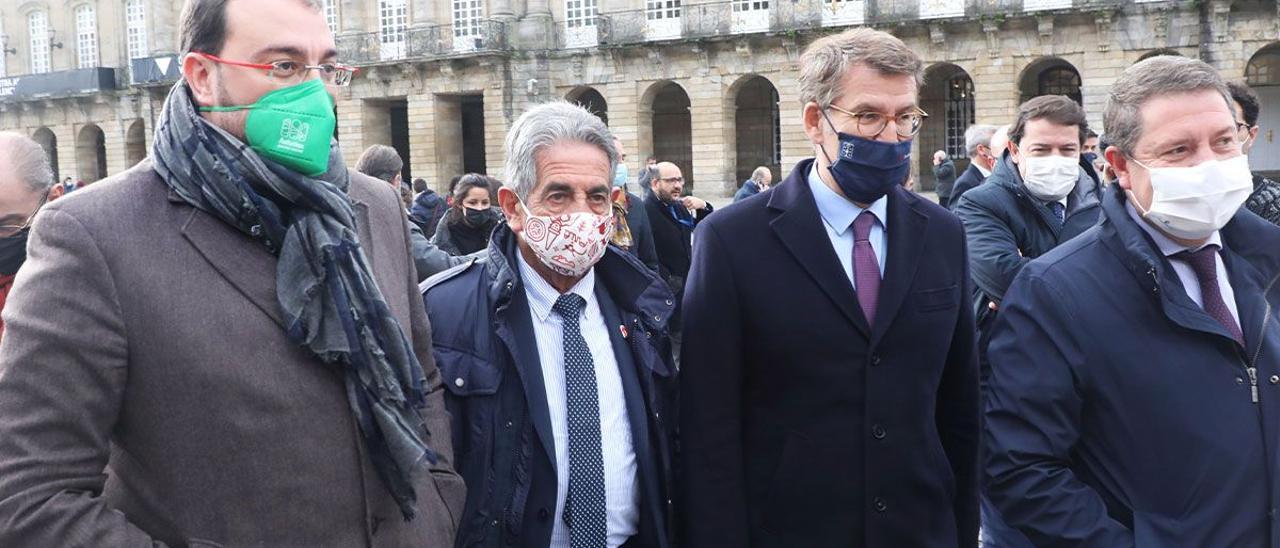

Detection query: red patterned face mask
xmin=518 ymin=201 xmax=614 ymax=277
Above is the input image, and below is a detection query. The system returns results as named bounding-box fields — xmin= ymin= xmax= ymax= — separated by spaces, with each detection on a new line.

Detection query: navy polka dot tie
xmin=552 ymin=293 xmax=608 ymax=548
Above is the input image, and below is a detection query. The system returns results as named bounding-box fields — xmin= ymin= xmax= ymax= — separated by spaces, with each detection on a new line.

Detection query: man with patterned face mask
xmin=0 ymin=0 xmax=463 ymax=545
xmin=423 ymin=101 xmax=677 ymax=548
xmin=985 ymin=55 xmax=1280 ymax=547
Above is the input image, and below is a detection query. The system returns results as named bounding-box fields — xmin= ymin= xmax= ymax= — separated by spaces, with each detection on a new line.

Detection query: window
xmin=28 ymin=11 xmax=50 ymax=74
xmin=646 ymin=0 xmax=680 ymax=20
xmin=565 ymin=0 xmax=597 ymax=29
xmin=1038 ymin=66 xmax=1082 ymax=105
xmin=378 ymin=0 xmax=408 ymax=60
xmin=75 ymin=4 xmax=98 ymax=69
xmin=732 ymin=0 xmax=769 ymax=12
xmin=945 ymin=75 xmax=976 ymax=160
xmin=453 ymin=0 xmax=484 ymax=40
xmin=0 ymin=14 xmax=6 ymax=77
xmin=322 ymin=0 xmax=339 ymax=35
xmin=126 ymin=0 xmax=148 ymax=60
xmin=1248 ymin=49 xmax=1280 ymax=87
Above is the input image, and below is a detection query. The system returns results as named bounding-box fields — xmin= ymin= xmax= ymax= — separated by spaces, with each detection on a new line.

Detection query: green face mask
xmin=199 ymin=78 xmax=336 ymax=177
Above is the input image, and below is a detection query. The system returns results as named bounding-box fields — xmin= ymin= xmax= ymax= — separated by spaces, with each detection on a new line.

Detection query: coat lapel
xmin=178 ymin=202 xmax=286 ymax=330
xmin=870 ymin=186 xmax=929 ymax=346
xmin=504 ymin=284 xmax=558 ymax=466
xmin=768 ymin=161 xmax=870 ymax=338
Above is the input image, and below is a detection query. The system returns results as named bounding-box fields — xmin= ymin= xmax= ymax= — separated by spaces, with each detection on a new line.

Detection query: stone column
xmin=101 ymin=119 xmax=128 ymax=179
xmin=483 ymin=84 xmax=508 ymax=177
xmin=53 ymin=123 xmax=76 ymax=182
xmin=336 ymin=92 xmax=365 ymax=168
xmin=406 ymin=92 xmax=440 ymax=191
xmin=688 ymin=74 xmax=735 ymax=197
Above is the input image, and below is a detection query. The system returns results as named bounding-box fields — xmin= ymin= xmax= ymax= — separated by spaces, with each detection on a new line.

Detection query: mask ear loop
xmin=815 ymin=108 xmax=840 ymax=166
xmin=1120 ymin=154 xmax=1155 ymax=217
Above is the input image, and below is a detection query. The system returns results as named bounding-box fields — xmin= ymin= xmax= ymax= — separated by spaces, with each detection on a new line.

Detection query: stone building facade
xmin=2 ymin=0 xmax=1280 ymax=196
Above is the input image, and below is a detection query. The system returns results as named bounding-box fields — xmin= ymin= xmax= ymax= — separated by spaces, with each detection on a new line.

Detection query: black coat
xmin=1247 ymin=173 xmax=1280 ymax=226
xmin=985 ymin=185 xmax=1280 ymax=546
xmin=422 ymin=225 xmax=678 ymax=548
xmin=643 ymin=194 xmax=712 ymax=291
xmin=947 ymin=163 xmax=986 ymax=210
xmin=624 ymin=191 xmax=661 ymax=273
xmin=933 ymin=158 xmax=957 ymax=201
xmin=679 ymin=158 xmax=980 ymax=548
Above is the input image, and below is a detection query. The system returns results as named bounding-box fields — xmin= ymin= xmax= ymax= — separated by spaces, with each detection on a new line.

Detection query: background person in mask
xmin=679 ymin=28 xmax=979 ymax=548
xmin=610 ymin=137 xmax=659 ymax=273
xmin=984 ymin=55 xmax=1280 ymax=547
xmin=953 ymin=93 xmax=1102 ymax=548
xmin=1226 ymin=81 xmax=1280 ymax=226
xmin=433 ymin=173 xmax=501 ymax=256
xmin=0 ymin=133 xmax=54 ymax=343
xmin=356 ymin=144 xmax=476 ymax=280
xmin=422 ymin=102 xmax=677 ymax=548
xmin=0 ymin=0 xmax=464 ymax=545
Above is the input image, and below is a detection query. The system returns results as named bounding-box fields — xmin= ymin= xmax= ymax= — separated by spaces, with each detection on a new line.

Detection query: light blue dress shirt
xmin=807 ymin=163 xmax=889 ymax=288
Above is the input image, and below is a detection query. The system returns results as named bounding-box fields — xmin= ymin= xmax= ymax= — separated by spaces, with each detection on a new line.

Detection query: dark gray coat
xmin=0 ymin=161 xmax=464 ymax=547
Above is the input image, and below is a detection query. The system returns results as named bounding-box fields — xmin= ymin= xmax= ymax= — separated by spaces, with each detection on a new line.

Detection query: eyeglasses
xmin=1237 ymin=122 xmax=1255 ymax=143
xmin=826 ymin=104 xmax=929 ymax=138
xmin=195 ymin=52 xmax=358 ymax=87
xmin=659 ymin=176 xmax=685 ymax=184
xmin=0 ymin=193 xmax=48 ymax=238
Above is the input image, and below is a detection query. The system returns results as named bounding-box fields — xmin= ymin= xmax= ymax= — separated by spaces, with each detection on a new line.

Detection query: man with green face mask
xmin=0 ymin=0 xmax=464 ymax=546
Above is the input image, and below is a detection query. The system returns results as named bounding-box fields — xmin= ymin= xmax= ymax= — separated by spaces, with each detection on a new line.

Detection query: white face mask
xmin=1129 ymin=154 xmax=1253 ymax=241
xmin=517 ymin=201 xmax=614 ymax=278
xmin=1019 ymin=154 xmax=1080 ymax=202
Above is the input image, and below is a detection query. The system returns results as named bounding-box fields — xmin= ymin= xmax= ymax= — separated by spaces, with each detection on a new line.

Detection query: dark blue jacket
xmin=410 ymin=189 xmax=448 ymax=240
xmin=624 ymin=191 xmax=661 ymax=273
xmin=948 ymin=163 xmax=986 ymax=210
xmin=732 ymin=180 xmax=760 ymax=203
xmin=933 ymin=158 xmax=957 ymax=202
xmin=679 ymin=158 xmax=980 ymax=548
xmin=422 ymin=225 xmax=678 ymax=548
xmin=985 ymin=185 xmax=1280 ymax=547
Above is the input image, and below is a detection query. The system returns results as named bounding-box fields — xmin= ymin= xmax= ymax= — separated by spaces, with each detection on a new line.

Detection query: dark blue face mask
xmin=0 ymin=228 xmax=28 ymax=276
xmin=1082 ymin=152 xmax=1098 ymax=166
xmin=820 ymin=111 xmax=913 ymax=204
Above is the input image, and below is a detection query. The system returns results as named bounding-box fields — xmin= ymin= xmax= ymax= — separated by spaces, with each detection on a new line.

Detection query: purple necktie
xmin=853 ymin=211 xmax=882 ymax=327
xmin=1175 ymin=245 xmax=1245 ymax=347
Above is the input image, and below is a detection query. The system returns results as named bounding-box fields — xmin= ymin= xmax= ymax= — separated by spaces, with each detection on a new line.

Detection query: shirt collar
xmin=516 ymin=250 xmax=597 ymax=323
xmin=1124 ymin=201 xmax=1222 ymax=257
xmin=808 ymin=163 xmax=889 ymax=236
xmin=976 ymin=162 xmax=992 ymax=178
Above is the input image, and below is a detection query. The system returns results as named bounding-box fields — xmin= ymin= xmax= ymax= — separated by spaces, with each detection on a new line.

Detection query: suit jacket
xmin=947 ymin=163 xmax=987 ymax=210
xmin=679 ymin=158 xmax=980 ymax=548
xmin=423 ymin=225 xmax=677 ymax=548
xmin=0 ymin=161 xmax=464 ymax=547
xmin=643 ymin=194 xmax=712 ymax=287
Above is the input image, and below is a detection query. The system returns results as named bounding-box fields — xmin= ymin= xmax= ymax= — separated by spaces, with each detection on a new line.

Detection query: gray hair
xmin=637 ymin=164 xmax=658 ymax=188
xmin=798 ymin=27 xmax=924 ymax=108
xmin=1104 ymin=56 xmax=1234 ymax=157
xmin=354 ymin=144 xmax=403 ymax=184
xmin=503 ymin=101 xmax=618 ymax=200
xmin=964 ymin=124 xmax=998 ymax=157
xmin=750 ymin=166 xmax=770 ymax=183
xmin=0 ymin=132 xmax=54 ymax=193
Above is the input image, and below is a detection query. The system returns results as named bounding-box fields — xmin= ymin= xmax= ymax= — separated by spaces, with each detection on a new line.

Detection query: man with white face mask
xmin=984 ymin=56 xmax=1280 ymax=547
xmin=954 ymin=95 xmax=1101 ymax=369
xmin=422 ymin=102 xmax=677 ymax=548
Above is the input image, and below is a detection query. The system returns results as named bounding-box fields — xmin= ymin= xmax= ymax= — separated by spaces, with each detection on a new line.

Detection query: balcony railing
xmin=0 ymin=67 xmax=118 ymax=103
xmin=337 ymin=19 xmax=507 ymax=65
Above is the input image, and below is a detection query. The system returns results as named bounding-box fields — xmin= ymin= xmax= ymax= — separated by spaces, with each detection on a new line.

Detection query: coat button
xmin=665 ymin=299 xmax=673 ymax=306
xmin=873 ymin=497 xmax=887 ymax=512
xmin=1271 ymin=375 xmax=1279 ymax=385
xmin=250 ymin=224 xmax=263 ymax=237
xmin=871 ymin=425 xmax=886 ymax=440
xmin=455 ymin=378 xmax=466 ymax=388
xmin=1237 ymin=377 xmax=1245 ymax=385
xmin=505 ymin=421 xmax=514 ymax=429
xmin=871 ymin=355 xmax=882 ymax=366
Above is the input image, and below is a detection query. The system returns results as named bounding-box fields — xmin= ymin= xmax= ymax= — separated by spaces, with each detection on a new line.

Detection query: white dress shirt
xmin=1126 ymin=202 xmax=1241 ymax=324
xmin=516 ymin=253 xmax=639 ymax=548
xmin=808 ymin=163 xmax=889 ymax=288
xmin=976 ymin=162 xmax=993 ymax=178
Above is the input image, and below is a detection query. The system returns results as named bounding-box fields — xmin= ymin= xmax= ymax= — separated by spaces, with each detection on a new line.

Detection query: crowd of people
xmin=3 ymin=0 xmax=1280 ymax=547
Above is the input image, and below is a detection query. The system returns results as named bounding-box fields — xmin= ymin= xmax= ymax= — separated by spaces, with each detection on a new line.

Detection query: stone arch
xmin=32 ymin=126 xmax=58 ymax=182
xmin=728 ymin=74 xmax=781 ymax=188
xmin=76 ymin=123 xmax=107 ymax=182
xmin=125 ymin=119 xmax=146 ymax=169
xmin=1245 ymin=43 xmax=1280 ymax=172
xmin=1018 ymin=57 xmax=1082 ymax=106
xmin=920 ymin=63 xmax=975 ymax=191
xmin=566 ymin=86 xmax=609 ymax=125
xmin=639 ymin=80 xmax=694 ymax=191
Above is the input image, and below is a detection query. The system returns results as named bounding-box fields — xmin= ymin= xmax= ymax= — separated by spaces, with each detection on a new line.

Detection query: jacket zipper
xmin=1244 ymin=273 xmax=1280 ymax=404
